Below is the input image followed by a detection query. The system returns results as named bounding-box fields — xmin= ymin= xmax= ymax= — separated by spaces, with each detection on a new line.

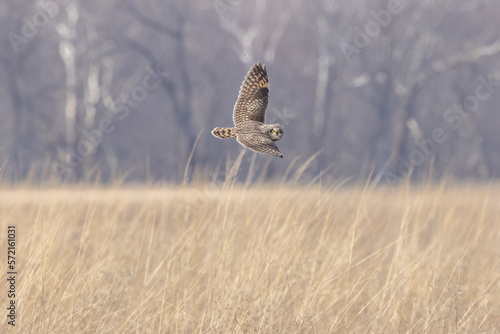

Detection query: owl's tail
xmin=212 ymin=127 xmax=237 ymax=139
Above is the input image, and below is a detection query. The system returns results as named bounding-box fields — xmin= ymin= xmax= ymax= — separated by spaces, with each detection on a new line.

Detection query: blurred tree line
xmin=1 ymin=0 xmax=500 ymax=184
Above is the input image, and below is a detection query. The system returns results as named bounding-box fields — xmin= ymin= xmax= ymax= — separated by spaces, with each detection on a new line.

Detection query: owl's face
xmin=268 ymin=124 xmax=284 ymax=141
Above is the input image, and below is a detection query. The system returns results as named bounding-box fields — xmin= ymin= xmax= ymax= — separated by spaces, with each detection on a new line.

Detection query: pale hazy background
xmin=2 ymin=0 xmax=500 ymax=184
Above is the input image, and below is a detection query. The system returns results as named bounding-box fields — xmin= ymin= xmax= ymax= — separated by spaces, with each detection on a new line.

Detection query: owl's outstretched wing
xmin=237 ymin=133 xmax=283 ymax=158
xmin=233 ymin=63 xmax=269 ymax=126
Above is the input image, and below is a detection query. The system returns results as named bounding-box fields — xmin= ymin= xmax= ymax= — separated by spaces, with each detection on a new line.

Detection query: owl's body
xmin=212 ymin=63 xmax=284 ymax=158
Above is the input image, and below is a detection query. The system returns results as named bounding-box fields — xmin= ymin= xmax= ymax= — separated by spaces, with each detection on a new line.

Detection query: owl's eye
xmin=278 ymin=129 xmax=282 ymax=134
xmin=271 ymin=129 xmax=275 ymax=133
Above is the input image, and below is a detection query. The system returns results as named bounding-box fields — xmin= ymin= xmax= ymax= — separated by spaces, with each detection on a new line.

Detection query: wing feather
xmin=237 ymin=133 xmax=283 ymax=158
xmin=233 ymin=63 xmax=269 ymax=126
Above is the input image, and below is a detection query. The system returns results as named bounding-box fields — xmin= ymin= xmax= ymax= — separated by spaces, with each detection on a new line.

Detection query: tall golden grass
xmin=1 ymin=178 xmax=499 ymax=333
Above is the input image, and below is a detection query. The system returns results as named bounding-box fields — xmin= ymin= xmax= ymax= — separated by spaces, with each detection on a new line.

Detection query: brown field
xmin=1 ymin=181 xmax=499 ymax=333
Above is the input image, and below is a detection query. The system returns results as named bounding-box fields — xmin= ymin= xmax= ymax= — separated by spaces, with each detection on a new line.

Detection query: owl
xmin=212 ymin=63 xmax=284 ymax=158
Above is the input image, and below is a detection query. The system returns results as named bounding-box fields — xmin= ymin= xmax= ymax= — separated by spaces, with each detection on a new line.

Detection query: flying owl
xmin=212 ymin=63 xmax=284 ymax=158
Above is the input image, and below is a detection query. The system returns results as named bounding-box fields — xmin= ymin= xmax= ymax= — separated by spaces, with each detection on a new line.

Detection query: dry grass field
xmin=1 ymin=180 xmax=499 ymax=333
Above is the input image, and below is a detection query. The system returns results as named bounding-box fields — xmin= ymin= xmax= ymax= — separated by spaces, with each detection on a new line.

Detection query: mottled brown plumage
xmin=211 ymin=63 xmax=284 ymax=158
xmin=212 ymin=127 xmax=237 ymax=139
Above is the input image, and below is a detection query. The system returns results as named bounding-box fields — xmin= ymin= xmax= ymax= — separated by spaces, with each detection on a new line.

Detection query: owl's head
xmin=268 ymin=124 xmax=284 ymax=141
